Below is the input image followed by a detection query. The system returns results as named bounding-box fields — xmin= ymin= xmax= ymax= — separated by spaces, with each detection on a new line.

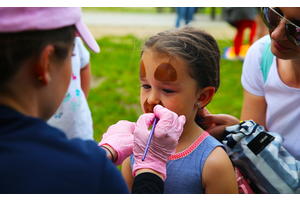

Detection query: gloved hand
xmin=132 ymin=105 xmax=186 ymax=180
xmin=98 ymin=120 xmax=135 ymax=166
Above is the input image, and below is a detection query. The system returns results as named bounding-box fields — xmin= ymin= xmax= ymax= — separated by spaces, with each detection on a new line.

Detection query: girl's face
xmin=139 ymin=49 xmax=200 ymax=124
xmin=269 ymin=7 xmax=300 ymax=60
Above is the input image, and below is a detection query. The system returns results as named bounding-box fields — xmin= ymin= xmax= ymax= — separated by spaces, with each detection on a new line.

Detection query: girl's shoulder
xmin=202 ymin=145 xmax=238 ymax=193
xmin=198 ymin=133 xmax=230 ymax=170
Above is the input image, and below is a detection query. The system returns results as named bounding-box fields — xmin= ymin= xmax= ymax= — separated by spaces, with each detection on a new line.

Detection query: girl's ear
xmin=35 ymin=44 xmax=55 ymax=85
xmin=197 ymin=86 xmax=215 ymax=108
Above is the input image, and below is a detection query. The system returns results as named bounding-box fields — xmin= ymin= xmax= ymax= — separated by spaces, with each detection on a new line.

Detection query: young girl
xmin=122 ymin=26 xmax=238 ymax=194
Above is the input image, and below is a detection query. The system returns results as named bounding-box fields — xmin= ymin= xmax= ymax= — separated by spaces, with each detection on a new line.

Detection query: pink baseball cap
xmin=0 ymin=7 xmax=100 ymax=53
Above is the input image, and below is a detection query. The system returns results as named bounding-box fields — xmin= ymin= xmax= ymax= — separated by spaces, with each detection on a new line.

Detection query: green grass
xmin=88 ymin=35 xmax=244 ymax=143
xmin=89 ymin=35 xmax=144 ymax=142
xmin=208 ymin=39 xmax=244 ymax=118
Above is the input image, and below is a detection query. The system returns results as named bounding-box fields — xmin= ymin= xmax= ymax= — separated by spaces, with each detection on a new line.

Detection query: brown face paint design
xmin=139 ymin=60 xmax=146 ymax=78
xmin=154 ymin=63 xmax=177 ymax=82
xmin=143 ymin=99 xmax=164 ymax=113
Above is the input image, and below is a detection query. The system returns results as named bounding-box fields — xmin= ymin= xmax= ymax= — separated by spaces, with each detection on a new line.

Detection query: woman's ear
xmin=197 ymin=86 xmax=215 ymax=108
xmin=35 ymin=45 xmax=54 ymax=85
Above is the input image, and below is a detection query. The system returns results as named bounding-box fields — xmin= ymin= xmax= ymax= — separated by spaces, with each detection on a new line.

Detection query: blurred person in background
xmin=176 ymin=7 xmax=197 ymax=28
xmin=225 ymin=7 xmax=257 ymax=60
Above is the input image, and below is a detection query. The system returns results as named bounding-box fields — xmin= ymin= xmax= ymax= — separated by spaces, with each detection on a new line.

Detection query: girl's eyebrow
xmin=159 ymin=81 xmax=176 ymax=85
xmin=139 ymin=77 xmax=177 ymax=86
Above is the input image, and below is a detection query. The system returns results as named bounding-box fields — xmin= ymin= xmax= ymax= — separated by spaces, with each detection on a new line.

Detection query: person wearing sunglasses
xmin=199 ymin=7 xmax=300 ymax=156
xmin=198 ymin=7 xmax=300 ymax=153
xmin=195 ymin=7 xmax=300 ymax=193
xmin=240 ymin=7 xmax=300 ymax=160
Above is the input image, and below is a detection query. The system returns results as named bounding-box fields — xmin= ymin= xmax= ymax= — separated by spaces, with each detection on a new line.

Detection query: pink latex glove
xmin=132 ymin=105 xmax=186 ymax=180
xmin=98 ymin=120 xmax=135 ymax=166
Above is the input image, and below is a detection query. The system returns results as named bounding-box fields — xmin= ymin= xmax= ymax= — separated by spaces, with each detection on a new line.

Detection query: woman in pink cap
xmin=0 ymin=7 xmax=185 ymax=194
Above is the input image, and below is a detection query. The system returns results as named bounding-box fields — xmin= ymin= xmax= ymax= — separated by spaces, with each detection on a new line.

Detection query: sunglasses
xmin=260 ymin=7 xmax=300 ymax=47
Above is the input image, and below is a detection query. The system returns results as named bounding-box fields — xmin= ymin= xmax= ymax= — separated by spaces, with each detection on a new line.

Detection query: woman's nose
xmin=271 ymin=19 xmax=288 ymax=40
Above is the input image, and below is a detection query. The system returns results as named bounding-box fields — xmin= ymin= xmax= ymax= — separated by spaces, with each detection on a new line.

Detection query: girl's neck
xmin=175 ymin=120 xmax=204 ymax=153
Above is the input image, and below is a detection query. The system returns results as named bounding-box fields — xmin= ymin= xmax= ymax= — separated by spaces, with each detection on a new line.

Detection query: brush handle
xmin=142 ymin=117 xmax=158 ymax=161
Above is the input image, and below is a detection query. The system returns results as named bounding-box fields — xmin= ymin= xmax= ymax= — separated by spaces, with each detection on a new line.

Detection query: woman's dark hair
xmin=142 ymin=26 xmax=220 ymax=93
xmin=0 ymin=25 xmax=76 ymax=88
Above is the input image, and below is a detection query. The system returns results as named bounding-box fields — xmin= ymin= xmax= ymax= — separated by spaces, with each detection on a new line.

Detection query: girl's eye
xmin=141 ymin=84 xmax=151 ymax=89
xmin=163 ymin=89 xmax=174 ymax=94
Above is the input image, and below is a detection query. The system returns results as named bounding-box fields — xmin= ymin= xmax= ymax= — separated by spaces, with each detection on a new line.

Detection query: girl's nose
xmin=147 ymin=90 xmax=160 ymax=106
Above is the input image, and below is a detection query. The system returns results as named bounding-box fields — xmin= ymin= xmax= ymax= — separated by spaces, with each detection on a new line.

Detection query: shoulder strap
xmin=261 ymin=37 xmax=274 ymax=83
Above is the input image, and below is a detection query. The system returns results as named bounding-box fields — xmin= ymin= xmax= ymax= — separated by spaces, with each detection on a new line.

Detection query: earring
xmin=37 ymin=75 xmax=52 ymax=82
xmin=37 ymin=76 xmax=43 ymax=81
xmin=196 ymin=102 xmax=200 ymax=108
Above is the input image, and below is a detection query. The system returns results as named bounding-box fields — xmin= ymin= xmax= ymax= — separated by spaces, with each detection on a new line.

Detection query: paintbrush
xmin=142 ymin=116 xmax=158 ymax=161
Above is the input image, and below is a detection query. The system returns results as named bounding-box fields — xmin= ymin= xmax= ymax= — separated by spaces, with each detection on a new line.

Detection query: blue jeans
xmin=176 ymin=7 xmax=196 ymax=28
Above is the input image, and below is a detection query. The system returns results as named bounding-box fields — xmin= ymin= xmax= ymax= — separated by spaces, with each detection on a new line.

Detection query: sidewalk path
xmin=82 ymin=11 xmax=236 ymax=40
